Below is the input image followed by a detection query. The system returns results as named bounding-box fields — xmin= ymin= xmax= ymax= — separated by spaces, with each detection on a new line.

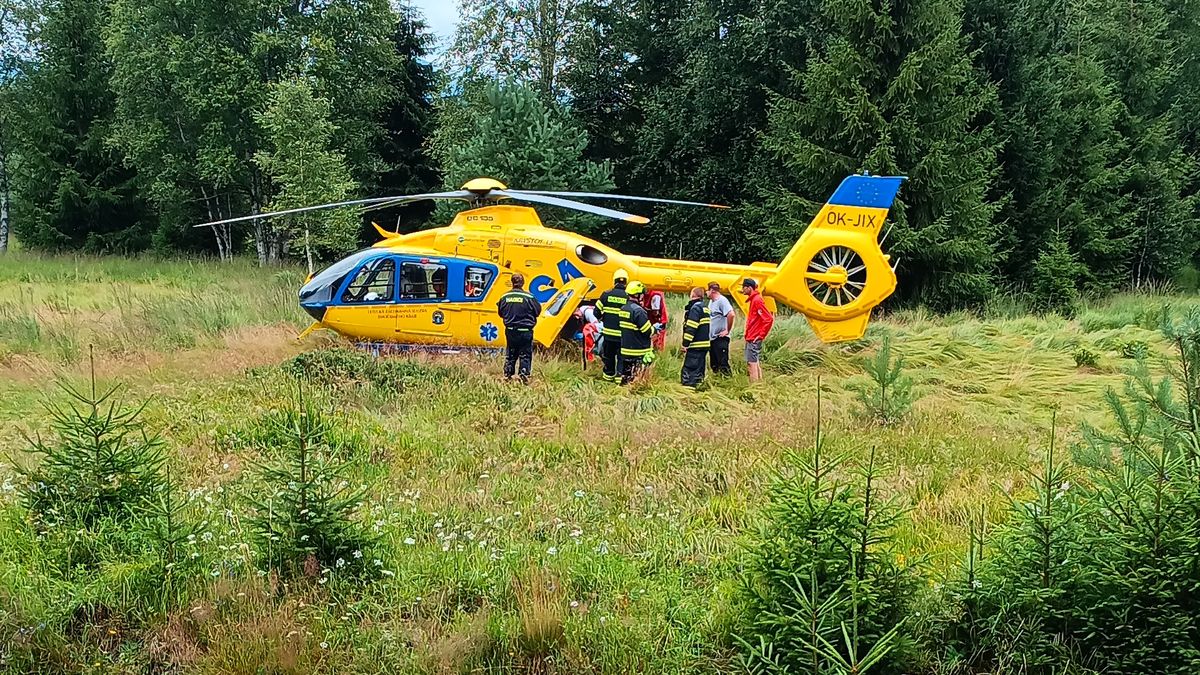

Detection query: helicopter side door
xmin=393 ymin=257 xmax=454 ymax=343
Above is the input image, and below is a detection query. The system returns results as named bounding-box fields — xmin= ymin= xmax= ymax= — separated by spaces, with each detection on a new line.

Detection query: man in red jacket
xmin=740 ymin=278 xmax=774 ymax=382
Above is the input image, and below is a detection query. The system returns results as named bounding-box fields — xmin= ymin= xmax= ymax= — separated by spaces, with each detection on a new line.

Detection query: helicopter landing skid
xmin=352 ymin=341 xmax=504 ymax=358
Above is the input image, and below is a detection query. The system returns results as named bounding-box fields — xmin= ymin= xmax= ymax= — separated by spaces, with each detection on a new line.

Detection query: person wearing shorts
xmin=740 ymin=278 xmax=774 ymax=382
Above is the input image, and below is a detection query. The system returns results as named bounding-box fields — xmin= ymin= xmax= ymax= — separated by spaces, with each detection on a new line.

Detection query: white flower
xmin=574 ymin=490 xmax=585 ymax=498
xmin=353 ymin=550 xmax=363 ymax=559
xmin=547 ymin=546 xmax=558 ymax=556
xmin=971 ymin=579 xmax=982 ymax=589
xmin=320 ymin=641 xmax=329 ymax=649
xmin=434 ymin=521 xmax=443 ymax=529
xmin=381 ymin=570 xmax=394 ymax=577
xmin=404 ymin=538 xmax=416 ymax=546
xmin=569 ymin=529 xmax=582 ymax=538
xmin=335 ymin=558 xmax=346 ymax=568
xmin=570 ymin=601 xmax=579 ymax=608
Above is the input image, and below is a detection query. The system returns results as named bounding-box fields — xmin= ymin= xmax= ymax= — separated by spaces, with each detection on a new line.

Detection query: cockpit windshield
xmin=299 ymin=249 xmax=381 ymax=304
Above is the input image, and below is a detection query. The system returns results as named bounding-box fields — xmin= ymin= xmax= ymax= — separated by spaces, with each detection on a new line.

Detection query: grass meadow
xmin=0 ymin=251 xmax=1196 ymax=673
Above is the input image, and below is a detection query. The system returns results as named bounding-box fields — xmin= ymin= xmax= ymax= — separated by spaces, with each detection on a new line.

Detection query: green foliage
xmin=254 ymin=79 xmax=358 ymax=269
xmin=246 ymin=385 xmax=376 ymax=578
xmin=756 ymin=0 xmax=1000 ymax=311
xmin=953 ymin=314 xmax=1200 ymax=673
xmin=432 ymin=80 xmax=613 ymax=233
xmin=281 ymin=347 xmax=469 ymax=390
xmin=104 ymin=0 xmax=399 ymax=262
xmin=1030 ymin=234 xmax=1085 ymax=315
xmin=851 ymin=336 xmax=918 ymax=425
xmin=368 ymin=6 xmax=440 ymax=238
xmin=736 ymin=386 xmax=920 ymax=674
xmin=1072 ymin=345 xmax=1099 ymax=368
xmin=1119 ymin=340 xmax=1149 ymax=359
xmin=14 ymin=363 xmax=165 ymax=529
xmin=8 ymin=0 xmax=150 ymax=253
xmin=447 ymin=0 xmax=587 ymax=103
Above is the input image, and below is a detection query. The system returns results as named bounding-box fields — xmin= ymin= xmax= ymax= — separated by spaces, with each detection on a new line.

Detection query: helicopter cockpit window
xmin=464 ymin=266 xmax=494 ymax=299
xmin=545 ymin=289 xmax=576 ymax=317
xmin=341 ymin=258 xmax=395 ymax=304
xmin=400 ymin=262 xmax=448 ymax=300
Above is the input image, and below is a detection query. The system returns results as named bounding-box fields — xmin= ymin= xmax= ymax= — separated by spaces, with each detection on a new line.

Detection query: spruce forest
xmin=5 ymin=1 xmax=1200 ymax=674
xmin=2 ymin=0 xmax=1199 ymax=310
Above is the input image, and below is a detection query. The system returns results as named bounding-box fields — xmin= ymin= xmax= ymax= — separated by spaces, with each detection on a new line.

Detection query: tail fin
xmin=761 ymin=174 xmax=905 ymax=343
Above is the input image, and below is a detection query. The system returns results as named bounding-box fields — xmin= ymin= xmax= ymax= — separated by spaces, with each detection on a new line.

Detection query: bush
xmin=850 ymin=334 xmax=918 ymax=425
xmin=1119 ymin=340 xmax=1148 ymax=359
xmin=735 ymin=387 xmax=920 ymax=674
xmin=246 ymin=384 xmax=377 ymax=579
xmin=1071 ymin=345 xmax=1099 ymax=368
xmin=282 ymin=347 xmax=469 ymax=391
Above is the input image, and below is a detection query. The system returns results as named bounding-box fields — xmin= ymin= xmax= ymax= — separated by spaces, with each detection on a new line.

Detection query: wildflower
xmin=569 ymin=529 xmax=582 ymax=538
xmin=574 ymin=490 xmax=585 ymax=498
xmin=320 ymin=641 xmax=329 ymax=649
xmin=971 ymin=579 xmax=982 ymax=589
xmin=335 ymin=558 xmax=346 ymax=568
xmin=547 ymin=546 xmax=558 ymax=556
xmin=404 ymin=537 xmax=416 ymax=545
xmin=570 ymin=600 xmax=579 ymax=608
xmin=381 ymin=570 xmax=394 ymax=577
xmin=352 ymin=550 xmax=363 ymax=559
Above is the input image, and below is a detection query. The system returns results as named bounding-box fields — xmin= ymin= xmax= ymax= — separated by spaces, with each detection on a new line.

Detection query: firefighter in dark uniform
xmin=596 ymin=268 xmax=629 ymax=382
xmin=680 ymin=286 xmax=710 ymax=387
xmin=619 ymin=281 xmax=654 ymax=385
xmin=496 ymin=272 xmax=542 ymax=383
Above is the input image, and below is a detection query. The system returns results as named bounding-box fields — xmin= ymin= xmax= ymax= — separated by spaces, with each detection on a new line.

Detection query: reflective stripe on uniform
xmin=621 ymin=347 xmax=652 ymax=357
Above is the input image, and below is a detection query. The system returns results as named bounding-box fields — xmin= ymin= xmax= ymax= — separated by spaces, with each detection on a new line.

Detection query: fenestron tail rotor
xmin=193 ymin=178 xmax=727 ymax=229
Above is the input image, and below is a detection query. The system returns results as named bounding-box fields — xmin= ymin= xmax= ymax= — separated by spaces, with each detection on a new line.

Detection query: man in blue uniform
xmin=596 ymin=269 xmax=630 ymax=382
xmin=619 ymin=281 xmax=654 ymax=385
xmin=496 ymin=273 xmax=542 ymax=383
xmin=680 ymin=287 xmax=710 ymax=387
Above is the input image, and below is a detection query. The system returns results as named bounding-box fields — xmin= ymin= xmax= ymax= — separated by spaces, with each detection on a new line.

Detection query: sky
xmin=409 ymin=0 xmax=460 ymax=46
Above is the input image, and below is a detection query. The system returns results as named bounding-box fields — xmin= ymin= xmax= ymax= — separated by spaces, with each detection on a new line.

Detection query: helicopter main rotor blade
xmin=192 ymin=190 xmax=476 ymax=228
xmin=509 ymin=190 xmax=730 ymax=210
xmin=494 ymin=190 xmax=650 ymax=224
xmin=358 ymin=190 xmax=478 ymax=214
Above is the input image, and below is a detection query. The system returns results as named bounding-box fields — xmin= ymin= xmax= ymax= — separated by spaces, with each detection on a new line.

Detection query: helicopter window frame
xmin=339 ymin=256 xmax=397 ymax=305
xmin=399 ymin=261 xmax=449 ymax=302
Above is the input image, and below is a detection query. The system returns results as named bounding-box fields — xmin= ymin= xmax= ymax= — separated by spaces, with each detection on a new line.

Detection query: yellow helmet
xmin=627 ymin=280 xmax=646 ymax=296
xmin=613 ymin=268 xmax=629 ymax=284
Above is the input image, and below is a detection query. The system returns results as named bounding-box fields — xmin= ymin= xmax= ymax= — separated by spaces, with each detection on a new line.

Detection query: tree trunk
xmin=199 ymin=184 xmax=229 ymax=261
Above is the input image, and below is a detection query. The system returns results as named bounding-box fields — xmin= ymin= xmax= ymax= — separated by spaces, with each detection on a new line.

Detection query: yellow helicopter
xmin=199 ymin=173 xmax=904 ymax=349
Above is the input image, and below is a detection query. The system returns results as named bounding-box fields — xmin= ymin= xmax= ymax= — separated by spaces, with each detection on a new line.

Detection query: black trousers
xmin=621 ymin=355 xmax=646 ymax=385
xmin=710 ymin=336 xmax=731 ymax=375
xmin=681 ymin=349 xmax=707 ymax=387
xmin=504 ymin=329 xmax=533 ymax=379
xmin=602 ymin=335 xmax=622 ymax=381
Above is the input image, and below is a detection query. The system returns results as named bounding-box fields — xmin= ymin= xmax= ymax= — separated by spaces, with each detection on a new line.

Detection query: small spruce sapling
xmin=852 ymin=334 xmax=918 ymax=425
xmin=736 ymin=379 xmax=917 ymax=675
xmin=247 ymin=382 xmax=376 ymax=579
xmin=14 ymin=351 xmax=165 ymax=529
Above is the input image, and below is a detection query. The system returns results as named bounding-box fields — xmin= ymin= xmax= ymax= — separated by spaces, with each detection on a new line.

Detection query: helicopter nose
xmin=302 ymin=304 xmax=327 ymax=322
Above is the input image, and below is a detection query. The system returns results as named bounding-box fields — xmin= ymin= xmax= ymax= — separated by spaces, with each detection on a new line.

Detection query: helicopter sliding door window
xmin=341 ymin=257 xmax=396 ymax=303
xmin=464 ymin=266 xmax=494 ymax=299
xmin=400 ymin=261 xmax=448 ymax=301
